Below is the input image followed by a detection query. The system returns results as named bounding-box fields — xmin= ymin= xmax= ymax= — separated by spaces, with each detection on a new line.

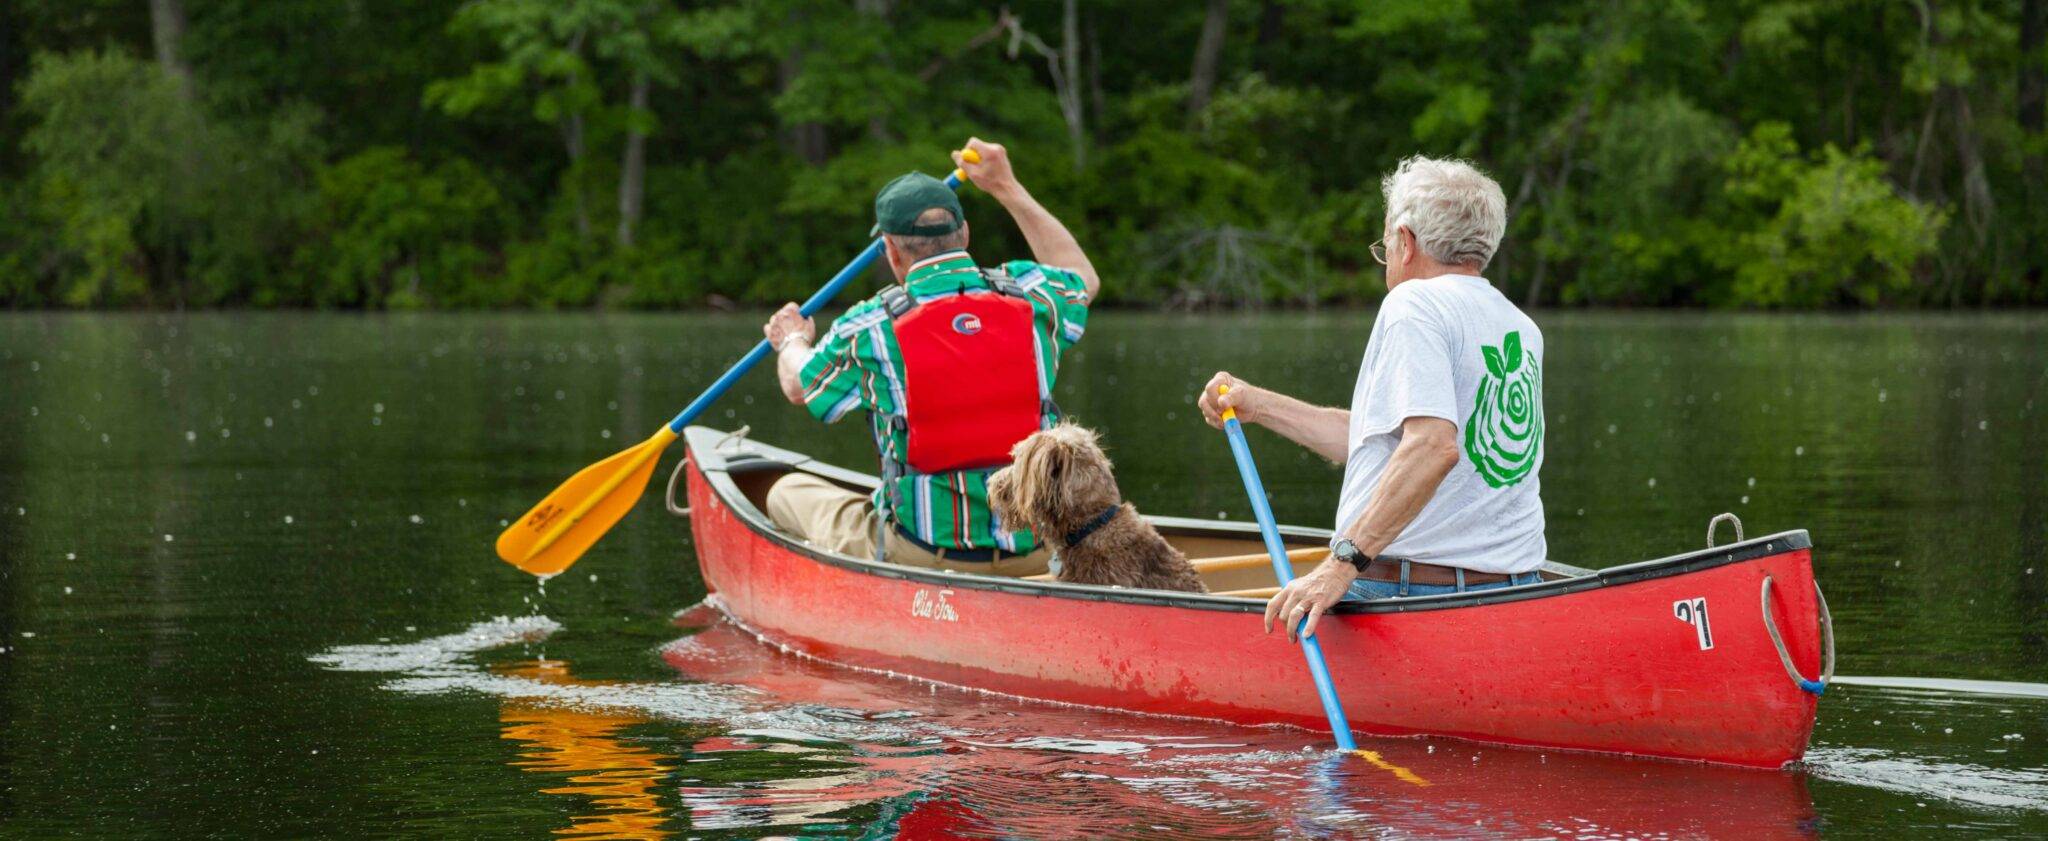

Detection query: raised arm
xmin=1198 ymin=372 xmax=1350 ymax=464
xmin=952 ymin=138 xmax=1099 ymax=300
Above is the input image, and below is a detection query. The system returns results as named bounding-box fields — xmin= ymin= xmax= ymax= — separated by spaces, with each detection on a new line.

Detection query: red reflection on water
xmin=659 ymin=605 xmax=1821 ymax=839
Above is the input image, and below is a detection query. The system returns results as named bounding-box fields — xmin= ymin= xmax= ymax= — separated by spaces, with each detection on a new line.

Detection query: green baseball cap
xmin=871 ymin=172 xmax=963 ymax=237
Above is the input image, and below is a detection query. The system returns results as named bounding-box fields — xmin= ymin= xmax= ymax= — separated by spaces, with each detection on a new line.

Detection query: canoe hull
xmin=681 ymin=432 xmax=1823 ymax=768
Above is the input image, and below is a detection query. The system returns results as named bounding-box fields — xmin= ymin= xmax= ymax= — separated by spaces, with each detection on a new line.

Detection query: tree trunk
xmin=1061 ymin=0 xmax=1086 ymax=169
xmin=616 ymin=70 xmax=650 ymax=249
xmin=860 ymin=0 xmax=893 ymax=141
xmin=778 ymin=48 xmax=829 ymax=165
xmin=1087 ymin=14 xmax=1107 ymax=127
xmin=1187 ymin=0 xmax=1229 ymax=121
xmin=148 ymin=0 xmax=194 ymax=98
xmin=1254 ymin=1 xmax=1284 ymax=70
xmin=2023 ymin=0 xmax=2045 ymax=134
xmin=565 ymin=113 xmax=591 ymax=240
xmin=0 ymin=2 xmax=18 ymax=133
xmin=564 ymin=30 xmax=591 ymax=241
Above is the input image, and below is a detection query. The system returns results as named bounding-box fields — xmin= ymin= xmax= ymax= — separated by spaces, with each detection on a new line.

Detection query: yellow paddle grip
xmin=950 ymin=147 xmax=982 ymax=183
xmin=1218 ymin=384 xmax=1238 ymax=422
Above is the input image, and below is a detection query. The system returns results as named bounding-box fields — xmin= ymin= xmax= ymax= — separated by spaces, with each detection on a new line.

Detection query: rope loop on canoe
xmin=1761 ymin=574 xmax=1835 ymax=695
xmin=1708 ymin=512 xmax=1744 ymax=548
xmin=665 ymin=455 xmax=691 ymax=517
xmin=715 ymin=425 xmax=752 ymax=452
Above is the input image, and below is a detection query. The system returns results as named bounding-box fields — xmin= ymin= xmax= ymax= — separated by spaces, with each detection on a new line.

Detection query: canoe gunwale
xmin=676 ymin=425 xmax=1814 ymax=616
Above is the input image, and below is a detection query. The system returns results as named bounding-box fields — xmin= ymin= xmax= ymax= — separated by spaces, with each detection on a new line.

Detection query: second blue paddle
xmin=1216 ymin=385 xmax=1358 ymax=751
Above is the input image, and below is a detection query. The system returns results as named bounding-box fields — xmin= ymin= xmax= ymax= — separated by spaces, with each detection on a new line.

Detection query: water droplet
xmin=163 ymin=534 xmax=174 ymax=542
xmin=1746 ymin=477 xmax=1756 ymax=488
xmin=264 ymin=417 xmax=274 ymax=427
xmin=284 ymin=515 xmax=294 ymax=525
xmin=588 ymin=574 xmax=598 ymax=583
xmin=63 ymin=587 xmax=72 ymax=595
xmin=373 ymin=403 xmax=384 ymax=413
xmin=1646 ymin=478 xmax=1657 ymax=488
xmin=1978 ymin=420 xmax=1988 ymax=430
xmin=185 ymin=430 xmax=197 ymax=442
xmin=408 ymin=514 xmax=424 ymax=524
xmin=65 ymin=553 xmax=75 ymax=560
xmin=1794 ymin=446 xmax=1804 ymax=456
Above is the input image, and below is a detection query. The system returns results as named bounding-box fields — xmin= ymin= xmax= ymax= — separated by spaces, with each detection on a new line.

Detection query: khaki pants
xmin=763 ymin=473 xmax=1051 ymax=577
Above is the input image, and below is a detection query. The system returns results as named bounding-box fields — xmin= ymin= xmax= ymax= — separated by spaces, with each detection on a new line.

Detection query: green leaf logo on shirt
xmin=1466 ymin=330 xmax=1542 ymax=488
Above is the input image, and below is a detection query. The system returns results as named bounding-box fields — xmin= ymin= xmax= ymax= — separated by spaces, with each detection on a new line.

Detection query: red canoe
xmin=669 ymin=426 xmax=1833 ymax=768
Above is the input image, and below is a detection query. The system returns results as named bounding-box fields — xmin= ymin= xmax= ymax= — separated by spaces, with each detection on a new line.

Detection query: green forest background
xmin=1 ymin=0 xmax=2043 ymax=310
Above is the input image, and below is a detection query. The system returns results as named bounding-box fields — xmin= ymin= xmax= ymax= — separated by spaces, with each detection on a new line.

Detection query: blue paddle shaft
xmin=1223 ymin=416 xmax=1359 ymax=752
xmin=666 ymin=172 xmax=966 ymax=434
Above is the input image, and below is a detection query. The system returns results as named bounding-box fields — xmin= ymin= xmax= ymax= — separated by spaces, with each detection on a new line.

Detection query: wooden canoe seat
xmin=1214 ymin=585 xmax=1282 ymax=598
xmin=1022 ymin=547 xmax=1328 ymax=583
xmin=1189 ymin=546 xmax=1327 ymax=574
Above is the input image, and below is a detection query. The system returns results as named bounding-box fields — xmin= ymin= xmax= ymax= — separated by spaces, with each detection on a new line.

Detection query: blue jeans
xmin=1344 ymin=567 xmax=1544 ymax=601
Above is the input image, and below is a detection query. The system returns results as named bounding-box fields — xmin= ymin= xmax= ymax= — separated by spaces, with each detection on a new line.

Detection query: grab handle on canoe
xmin=1761 ymin=574 xmax=1835 ymax=695
xmin=1708 ymin=513 xmax=1743 ymax=548
xmin=665 ymin=455 xmax=692 ymax=517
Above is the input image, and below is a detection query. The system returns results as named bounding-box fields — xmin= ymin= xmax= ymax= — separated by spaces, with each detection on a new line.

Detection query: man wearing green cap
xmin=759 ymin=138 xmax=1099 ymax=576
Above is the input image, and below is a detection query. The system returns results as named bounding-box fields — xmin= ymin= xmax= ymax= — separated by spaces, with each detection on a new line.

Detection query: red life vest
xmin=879 ymin=269 xmax=1052 ymax=475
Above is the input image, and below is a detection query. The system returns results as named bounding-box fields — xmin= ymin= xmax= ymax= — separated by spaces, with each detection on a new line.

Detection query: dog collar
xmin=1062 ymin=504 xmax=1122 ymax=548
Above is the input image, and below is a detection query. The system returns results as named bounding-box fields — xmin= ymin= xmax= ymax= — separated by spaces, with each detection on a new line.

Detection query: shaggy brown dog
xmin=987 ymin=424 xmax=1207 ymax=593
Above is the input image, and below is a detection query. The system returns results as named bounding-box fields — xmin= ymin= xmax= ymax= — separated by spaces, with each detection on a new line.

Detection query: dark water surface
xmin=1 ymin=310 xmax=2044 ymax=838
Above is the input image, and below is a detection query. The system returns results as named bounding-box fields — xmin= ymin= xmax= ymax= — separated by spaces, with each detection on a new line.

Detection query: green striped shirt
xmin=798 ymin=251 xmax=1091 ymax=553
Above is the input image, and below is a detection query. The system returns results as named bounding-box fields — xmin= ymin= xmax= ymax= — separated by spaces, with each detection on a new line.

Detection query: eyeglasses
xmin=1370 ymin=238 xmax=1388 ymax=265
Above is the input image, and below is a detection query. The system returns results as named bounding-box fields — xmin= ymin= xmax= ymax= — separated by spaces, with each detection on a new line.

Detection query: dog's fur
xmin=987 ymin=424 xmax=1207 ymax=593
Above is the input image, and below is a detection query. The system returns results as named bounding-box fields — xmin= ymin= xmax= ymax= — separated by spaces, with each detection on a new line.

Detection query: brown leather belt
xmin=1359 ymin=558 xmax=1511 ymax=586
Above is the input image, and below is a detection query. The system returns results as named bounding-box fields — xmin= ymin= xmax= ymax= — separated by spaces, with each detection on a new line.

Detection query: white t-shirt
xmin=1333 ymin=274 xmax=1546 ymax=574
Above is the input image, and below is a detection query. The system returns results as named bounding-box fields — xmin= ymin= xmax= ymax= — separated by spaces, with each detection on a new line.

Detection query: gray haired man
xmin=1197 ymin=156 xmax=1546 ymax=638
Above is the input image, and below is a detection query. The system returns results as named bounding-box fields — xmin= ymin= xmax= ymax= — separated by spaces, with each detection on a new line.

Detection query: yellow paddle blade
xmin=496 ymin=427 xmax=679 ymax=577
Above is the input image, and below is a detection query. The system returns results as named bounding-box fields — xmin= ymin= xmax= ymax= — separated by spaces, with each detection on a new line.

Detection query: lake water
xmin=0 ymin=310 xmax=2043 ymax=838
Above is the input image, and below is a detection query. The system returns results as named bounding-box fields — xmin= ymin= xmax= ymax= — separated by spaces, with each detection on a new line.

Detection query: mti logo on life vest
xmin=951 ymin=313 xmax=982 ymax=335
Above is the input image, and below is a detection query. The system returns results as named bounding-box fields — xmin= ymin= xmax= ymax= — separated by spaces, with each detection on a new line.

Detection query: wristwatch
xmin=1331 ymin=538 xmax=1373 ymax=574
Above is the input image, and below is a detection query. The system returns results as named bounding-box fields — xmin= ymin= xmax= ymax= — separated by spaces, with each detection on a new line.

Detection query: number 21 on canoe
xmin=495 ymin=147 xmax=983 ymax=577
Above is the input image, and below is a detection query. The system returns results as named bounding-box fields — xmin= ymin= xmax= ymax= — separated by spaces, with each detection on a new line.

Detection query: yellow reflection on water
xmin=497 ymin=660 xmax=671 ymax=840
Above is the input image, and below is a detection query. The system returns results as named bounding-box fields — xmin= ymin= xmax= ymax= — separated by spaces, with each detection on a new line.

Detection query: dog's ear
xmin=1046 ymin=424 xmax=1114 ymax=521
xmin=990 ymin=431 xmax=1057 ymax=535
xmin=987 ymin=462 xmax=1022 ymax=530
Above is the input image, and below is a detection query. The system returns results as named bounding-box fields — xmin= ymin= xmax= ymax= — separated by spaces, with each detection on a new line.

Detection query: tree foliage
xmin=0 ymin=0 xmax=2041 ymax=309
